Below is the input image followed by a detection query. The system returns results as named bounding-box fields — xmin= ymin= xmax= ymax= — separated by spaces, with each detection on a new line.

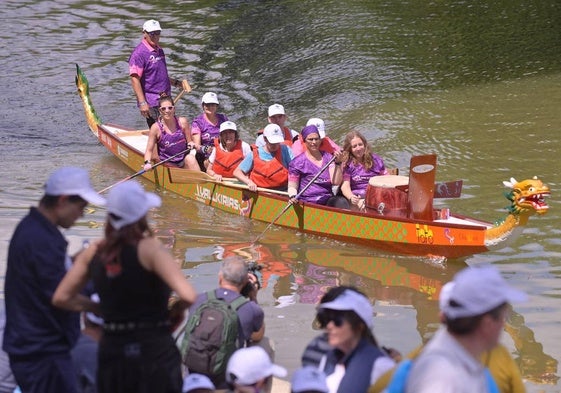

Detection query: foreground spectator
xmin=404 ymin=265 xmax=527 ymax=393
xmin=226 ymin=346 xmax=287 ymax=393
xmin=4 ymin=167 xmax=105 ymax=393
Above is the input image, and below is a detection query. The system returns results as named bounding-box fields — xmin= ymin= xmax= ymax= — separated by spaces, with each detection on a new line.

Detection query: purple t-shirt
xmin=288 ymin=152 xmax=335 ymax=205
xmin=129 ymin=40 xmax=171 ymax=107
xmin=343 ymin=153 xmax=387 ymax=198
xmin=157 ymin=117 xmax=187 ymax=164
xmin=188 ymin=288 xmax=263 ymax=345
xmin=191 ymin=113 xmax=228 ymax=157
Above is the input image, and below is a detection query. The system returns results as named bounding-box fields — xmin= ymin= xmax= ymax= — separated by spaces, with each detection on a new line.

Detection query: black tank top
xmin=90 ymin=244 xmax=170 ymax=324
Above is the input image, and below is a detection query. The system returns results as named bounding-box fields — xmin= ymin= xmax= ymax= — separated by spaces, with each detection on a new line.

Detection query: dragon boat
xmin=75 ymin=65 xmax=550 ymax=259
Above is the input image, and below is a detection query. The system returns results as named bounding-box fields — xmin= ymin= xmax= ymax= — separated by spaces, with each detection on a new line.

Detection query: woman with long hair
xmin=340 ymin=131 xmax=388 ymax=210
xmin=53 ymin=180 xmax=197 ymax=393
xmin=143 ymin=93 xmax=197 ymax=170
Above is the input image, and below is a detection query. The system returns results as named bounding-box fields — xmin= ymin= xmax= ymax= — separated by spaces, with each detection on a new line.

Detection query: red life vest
xmin=249 ymin=146 xmax=288 ymax=188
xmin=257 ymin=126 xmax=294 ymax=147
xmin=297 ymin=134 xmax=337 ymax=154
xmin=213 ymin=138 xmax=245 ymax=177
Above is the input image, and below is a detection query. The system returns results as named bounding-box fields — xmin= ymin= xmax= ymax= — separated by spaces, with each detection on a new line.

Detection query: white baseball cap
xmin=306 ymin=118 xmax=326 ymax=139
xmin=438 ymin=281 xmax=455 ymax=311
xmin=318 ymin=289 xmax=374 ymax=328
xmin=220 ymin=121 xmax=237 ymax=132
xmin=291 ymin=367 xmax=328 ymax=393
xmin=202 ymin=92 xmax=219 ymax=105
xmin=106 ymin=180 xmax=161 ymax=230
xmin=45 ymin=167 xmax=106 ymax=206
xmin=442 ymin=265 xmax=528 ymax=319
xmin=182 ymin=373 xmax=215 ymax=392
xmin=226 ymin=346 xmax=287 ymax=386
xmin=143 ymin=19 xmax=161 ymax=33
xmin=268 ymin=103 xmax=285 ymax=117
xmin=263 ymin=124 xmax=284 ymax=144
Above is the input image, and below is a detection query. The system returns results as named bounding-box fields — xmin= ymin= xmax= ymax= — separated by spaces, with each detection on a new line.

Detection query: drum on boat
xmin=365 ymin=175 xmax=409 ymax=217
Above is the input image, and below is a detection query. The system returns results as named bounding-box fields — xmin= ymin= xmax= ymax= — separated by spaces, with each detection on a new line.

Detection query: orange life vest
xmin=213 ymin=138 xmax=245 ymax=177
xmin=249 ymin=146 xmax=288 ymax=188
xmin=297 ymin=134 xmax=337 ymax=154
xmin=257 ymin=126 xmax=294 ymax=147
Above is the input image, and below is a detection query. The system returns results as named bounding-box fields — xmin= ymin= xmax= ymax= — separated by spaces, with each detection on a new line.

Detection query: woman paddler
xmin=206 ymin=121 xmax=251 ymax=181
xmin=287 ymin=125 xmax=346 ymax=207
xmin=143 ymin=93 xmax=197 ymax=171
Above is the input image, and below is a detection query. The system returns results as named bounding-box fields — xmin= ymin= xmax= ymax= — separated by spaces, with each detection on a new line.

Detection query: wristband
xmin=138 ymin=101 xmax=147 ymax=107
xmin=144 ymin=160 xmax=150 ymax=164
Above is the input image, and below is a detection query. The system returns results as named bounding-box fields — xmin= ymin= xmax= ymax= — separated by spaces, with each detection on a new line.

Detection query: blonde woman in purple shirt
xmin=340 ymin=131 xmax=388 ymax=210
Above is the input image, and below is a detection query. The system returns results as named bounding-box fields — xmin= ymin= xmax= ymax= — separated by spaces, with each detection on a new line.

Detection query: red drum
xmin=365 ymin=175 xmax=409 ymax=217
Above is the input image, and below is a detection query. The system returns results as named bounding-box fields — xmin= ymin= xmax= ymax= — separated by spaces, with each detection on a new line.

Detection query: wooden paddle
xmin=252 ymin=155 xmax=337 ymax=244
xmin=97 ymin=148 xmax=190 ymax=194
xmin=172 ymin=79 xmax=192 ymax=105
xmin=168 ymin=169 xmax=288 ymax=196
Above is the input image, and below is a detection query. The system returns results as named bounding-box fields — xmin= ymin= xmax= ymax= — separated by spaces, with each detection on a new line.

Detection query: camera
xmin=241 ymin=261 xmax=263 ymax=297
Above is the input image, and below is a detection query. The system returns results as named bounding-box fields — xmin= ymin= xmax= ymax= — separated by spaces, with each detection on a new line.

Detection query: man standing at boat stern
xmin=129 ymin=19 xmax=173 ymax=128
xmin=3 ymin=167 xmax=105 ymax=393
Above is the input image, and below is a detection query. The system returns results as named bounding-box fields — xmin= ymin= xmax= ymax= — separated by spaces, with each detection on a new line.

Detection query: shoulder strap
xmin=207 ymin=290 xmax=217 ymax=300
xmin=229 ymin=294 xmax=249 ymax=310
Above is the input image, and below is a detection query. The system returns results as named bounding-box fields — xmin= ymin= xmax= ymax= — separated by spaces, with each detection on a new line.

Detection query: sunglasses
xmin=147 ymin=31 xmax=161 ymax=37
xmin=317 ymin=309 xmax=347 ymax=328
xmin=159 ymin=106 xmax=174 ymax=111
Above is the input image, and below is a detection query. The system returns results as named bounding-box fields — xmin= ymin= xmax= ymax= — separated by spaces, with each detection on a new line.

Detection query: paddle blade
xmin=434 ymin=180 xmax=463 ymax=198
xmin=168 ymin=168 xmax=215 ymax=184
xmin=407 ymin=154 xmax=437 ymax=220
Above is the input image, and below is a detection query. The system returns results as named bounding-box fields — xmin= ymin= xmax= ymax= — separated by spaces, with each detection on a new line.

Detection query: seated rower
xmin=291 ymin=118 xmax=341 ymax=156
xmin=287 ymin=125 xmax=347 ymax=208
xmin=234 ymin=124 xmax=294 ymax=192
xmin=187 ymin=92 xmax=229 ymax=171
xmin=340 ymin=131 xmax=388 ymax=210
xmin=143 ymin=93 xmax=192 ymax=171
xmin=206 ymin=121 xmax=252 ymax=182
xmin=255 ymin=104 xmax=299 ymax=148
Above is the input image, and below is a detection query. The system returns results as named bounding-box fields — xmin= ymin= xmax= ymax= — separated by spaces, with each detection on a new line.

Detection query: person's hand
xmin=357 ymin=198 xmax=366 ymax=211
xmin=143 ymin=162 xmax=152 ymax=171
xmin=247 ymin=180 xmax=258 ymax=191
xmin=245 ymin=272 xmax=260 ymax=301
xmin=139 ymin=102 xmax=149 ymax=118
xmin=333 ymin=150 xmax=344 ymax=164
xmin=350 ymin=194 xmax=360 ymax=205
xmin=187 ymin=142 xmax=196 ymax=151
xmin=213 ymin=174 xmax=223 ymax=182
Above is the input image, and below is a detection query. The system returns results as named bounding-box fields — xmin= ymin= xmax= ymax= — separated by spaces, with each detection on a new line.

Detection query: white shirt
xmin=405 ymin=327 xmax=489 ymax=393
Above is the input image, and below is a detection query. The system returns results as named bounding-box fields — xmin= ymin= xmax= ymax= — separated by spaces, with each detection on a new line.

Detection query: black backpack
xmin=180 ymin=290 xmax=249 ymax=381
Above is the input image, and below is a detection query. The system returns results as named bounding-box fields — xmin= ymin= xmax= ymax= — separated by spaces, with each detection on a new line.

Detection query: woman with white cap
xmin=315 ymin=287 xmax=395 ymax=393
xmin=53 ymin=180 xmax=197 ymax=393
xmin=206 ymin=121 xmax=252 ymax=181
xmin=188 ymin=92 xmax=229 ymax=171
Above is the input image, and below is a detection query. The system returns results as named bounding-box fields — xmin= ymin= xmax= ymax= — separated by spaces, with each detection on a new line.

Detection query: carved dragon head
xmin=503 ymin=177 xmax=550 ymax=216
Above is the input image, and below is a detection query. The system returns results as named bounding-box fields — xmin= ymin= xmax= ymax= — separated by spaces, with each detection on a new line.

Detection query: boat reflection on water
xmin=181 ymin=237 xmax=557 ymax=385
